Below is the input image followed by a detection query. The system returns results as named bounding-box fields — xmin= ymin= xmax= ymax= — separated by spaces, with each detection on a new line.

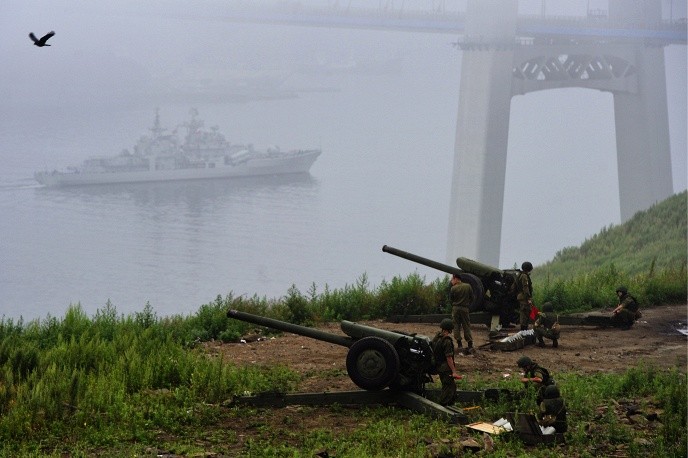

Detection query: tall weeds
xmin=0 ymin=301 xmax=298 ymax=452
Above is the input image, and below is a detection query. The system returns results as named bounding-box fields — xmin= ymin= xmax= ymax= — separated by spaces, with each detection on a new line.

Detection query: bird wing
xmin=29 ymin=32 xmax=38 ymax=43
xmin=40 ymin=31 xmax=55 ymax=44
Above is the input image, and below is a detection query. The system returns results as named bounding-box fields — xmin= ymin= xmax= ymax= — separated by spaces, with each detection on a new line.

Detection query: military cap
xmin=544 ymin=385 xmax=560 ymax=399
xmin=517 ymin=355 xmax=533 ymax=368
xmin=440 ymin=318 xmax=454 ymax=331
xmin=615 ymin=285 xmax=628 ymax=294
xmin=542 ymin=302 xmax=554 ymax=312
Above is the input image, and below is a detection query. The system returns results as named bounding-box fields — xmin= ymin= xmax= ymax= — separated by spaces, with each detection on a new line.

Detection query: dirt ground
xmin=209 ymin=304 xmax=687 ymax=392
xmin=201 ymin=304 xmax=687 ymax=455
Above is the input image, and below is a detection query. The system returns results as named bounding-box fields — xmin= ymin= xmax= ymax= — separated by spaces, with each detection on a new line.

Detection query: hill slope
xmin=535 ymin=191 xmax=687 ymax=280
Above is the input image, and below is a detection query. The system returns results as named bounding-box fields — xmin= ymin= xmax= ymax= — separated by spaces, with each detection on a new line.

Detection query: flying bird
xmin=29 ymin=31 xmax=55 ymax=47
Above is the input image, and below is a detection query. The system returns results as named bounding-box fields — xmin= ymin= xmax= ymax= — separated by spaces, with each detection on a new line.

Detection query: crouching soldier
xmin=538 ymin=385 xmax=567 ymax=433
xmin=517 ymin=355 xmax=554 ymax=405
xmin=432 ymin=318 xmax=462 ymax=406
xmin=533 ymin=302 xmax=560 ymax=348
xmin=611 ymin=286 xmax=641 ymax=330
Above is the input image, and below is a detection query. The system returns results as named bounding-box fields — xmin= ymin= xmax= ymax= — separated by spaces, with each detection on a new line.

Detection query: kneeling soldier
xmin=533 ymin=302 xmax=560 ymax=348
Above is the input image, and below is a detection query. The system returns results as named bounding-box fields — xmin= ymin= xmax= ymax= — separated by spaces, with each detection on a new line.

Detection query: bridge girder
xmin=511 ymin=43 xmax=642 ymax=95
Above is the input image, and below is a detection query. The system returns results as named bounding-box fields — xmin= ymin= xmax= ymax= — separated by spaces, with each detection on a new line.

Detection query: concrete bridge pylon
xmin=447 ymin=0 xmax=674 ymax=267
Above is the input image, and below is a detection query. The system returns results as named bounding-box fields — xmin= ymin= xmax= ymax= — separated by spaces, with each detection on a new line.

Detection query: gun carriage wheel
xmin=346 ymin=336 xmax=400 ymax=391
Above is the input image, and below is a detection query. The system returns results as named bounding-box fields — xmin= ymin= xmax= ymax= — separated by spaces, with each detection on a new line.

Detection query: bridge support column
xmin=613 ymin=48 xmax=673 ymax=221
xmin=610 ymin=0 xmax=673 ymax=221
xmin=447 ymin=0 xmax=517 ymax=266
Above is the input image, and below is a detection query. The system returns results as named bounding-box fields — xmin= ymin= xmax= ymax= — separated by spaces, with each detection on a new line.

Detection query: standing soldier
xmin=450 ymin=274 xmax=474 ymax=355
xmin=611 ymin=286 xmax=640 ymax=330
xmin=533 ymin=302 xmax=560 ymax=348
xmin=432 ymin=318 xmax=462 ymax=406
xmin=517 ymin=262 xmax=534 ymax=331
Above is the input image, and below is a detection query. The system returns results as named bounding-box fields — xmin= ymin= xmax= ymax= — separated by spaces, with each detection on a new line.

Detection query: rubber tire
xmin=346 ymin=336 xmax=400 ymax=391
xmin=459 ymin=273 xmax=485 ymax=312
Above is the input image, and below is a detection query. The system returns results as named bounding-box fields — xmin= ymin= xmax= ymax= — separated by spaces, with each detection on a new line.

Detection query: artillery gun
xmin=227 ymin=309 xmax=434 ymax=393
xmin=382 ymin=245 xmax=521 ymax=328
xmin=227 ymin=309 xmax=486 ymax=423
xmin=382 ymin=245 xmax=631 ymax=331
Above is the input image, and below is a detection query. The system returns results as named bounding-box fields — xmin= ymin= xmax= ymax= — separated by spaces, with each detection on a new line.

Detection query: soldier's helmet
xmin=542 ymin=302 xmax=554 ymax=312
xmin=440 ymin=318 xmax=454 ymax=331
xmin=521 ymin=261 xmax=533 ymax=272
xmin=544 ymin=385 xmax=560 ymax=399
xmin=616 ymin=285 xmax=628 ymax=294
xmin=517 ymin=356 xmax=533 ymax=368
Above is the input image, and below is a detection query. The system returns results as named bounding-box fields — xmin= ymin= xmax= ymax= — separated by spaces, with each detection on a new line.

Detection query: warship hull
xmin=35 ymin=150 xmax=320 ymax=187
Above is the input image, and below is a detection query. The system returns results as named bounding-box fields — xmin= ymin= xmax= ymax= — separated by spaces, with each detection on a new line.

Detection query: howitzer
xmin=227 ymin=309 xmax=434 ymax=392
xmin=382 ymin=245 xmax=521 ymax=327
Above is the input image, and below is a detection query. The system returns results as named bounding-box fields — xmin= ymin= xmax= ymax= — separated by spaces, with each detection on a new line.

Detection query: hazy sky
xmin=1 ymin=0 xmax=686 ymax=270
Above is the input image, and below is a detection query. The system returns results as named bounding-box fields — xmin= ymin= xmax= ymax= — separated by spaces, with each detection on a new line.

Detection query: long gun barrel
xmin=227 ymin=309 xmax=354 ymax=347
xmin=227 ymin=308 xmax=434 ymax=392
xmin=382 ymin=245 xmax=462 ymax=276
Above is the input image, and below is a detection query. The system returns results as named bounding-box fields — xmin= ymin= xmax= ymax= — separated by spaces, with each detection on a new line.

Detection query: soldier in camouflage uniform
xmin=533 ymin=302 xmax=560 ymax=348
xmin=611 ymin=286 xmax=640 ymax=330
xmin=517 ymin=355 xmax=554 ymax=405
xmin=449 ymin=274 xmax=474 ymax=354
xmin=516 ymin=262 xmax=534 ymax=331
xmin=432 ymin=318 xmax=462 ymax=406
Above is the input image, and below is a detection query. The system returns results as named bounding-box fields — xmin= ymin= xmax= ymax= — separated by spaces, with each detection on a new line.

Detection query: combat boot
xmin=537 ymin=337 xmax=545 ymax=347
xmin=464 ymin=342 xmax=474 ymax=355
xmin=552 ymin=339 xmax=558 ymax=348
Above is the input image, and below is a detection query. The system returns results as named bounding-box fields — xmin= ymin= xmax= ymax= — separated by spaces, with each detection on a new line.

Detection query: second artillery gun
xmin=382 ymin=245 xmax=522 ymax=331
xmin=382 ymin=245 xmax=631 ymax=331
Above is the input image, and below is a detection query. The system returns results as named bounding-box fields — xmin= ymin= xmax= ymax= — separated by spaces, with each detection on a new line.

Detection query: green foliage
xmin=281 ymin=284 xmax=313 ymax=325
xmin=310 ymin=274 xmax=378 ymax=321
xmin=519 ymin=191 xmax=688 ymax=312
xmin=0 ymin=300 xmax=299 ymax=452
xmin=1 ymin=299 xmax=685 ymax=457
xmin=536 ymin=191 xmax=687 ymax=280
xmin=533 ymin=262 xmax=687 ymax=313
xmin=377 ymin=273 xmax=444 ymax=317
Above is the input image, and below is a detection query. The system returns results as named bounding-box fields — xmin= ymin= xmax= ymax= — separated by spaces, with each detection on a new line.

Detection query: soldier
xmin=611 ymin=286 xmax=640 ymax=330
xmin=538 ymin=385 xmax=567 ymax=433
xmin=432 ymin=318 xmax=462 ymax=406
xmin=516 ymin=262 xmax=534 ymax=331
xmin=517 ymin=355 xmax=554 ymax=405
xmin=449 ymin=273 xmax=474 ymax=355
xmin=533 ymin=302 xmax=560 ymax=348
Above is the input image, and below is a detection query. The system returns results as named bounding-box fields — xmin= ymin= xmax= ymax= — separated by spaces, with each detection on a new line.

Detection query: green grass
xmin=537 ymin=191 xmax=687 ymax=279
xmin=1 ymin=297 xmax=685 ymax=456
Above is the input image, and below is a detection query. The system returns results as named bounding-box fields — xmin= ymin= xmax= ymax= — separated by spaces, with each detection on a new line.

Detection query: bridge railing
xmin=221 ymin=1 xmax=686 ymax=44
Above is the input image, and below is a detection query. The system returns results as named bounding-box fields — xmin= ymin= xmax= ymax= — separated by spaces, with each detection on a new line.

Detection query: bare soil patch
xmin=208 ymin=304 xmax=687 ymax=389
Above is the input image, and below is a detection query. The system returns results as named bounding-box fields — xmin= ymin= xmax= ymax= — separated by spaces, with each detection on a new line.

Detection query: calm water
xmin=0 ymin=35 xmax=461 ymax=321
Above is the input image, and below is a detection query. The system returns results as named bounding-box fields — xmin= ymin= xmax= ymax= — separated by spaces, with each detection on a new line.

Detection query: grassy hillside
xmin=532 ymin=191 xmax=687 ymax=310
xmin=536 ymin=191 xmax=687 ymax=279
